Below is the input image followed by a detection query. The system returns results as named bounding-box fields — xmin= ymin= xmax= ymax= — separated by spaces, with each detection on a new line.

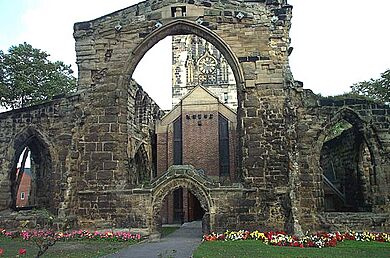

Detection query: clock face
xmin=198 ymin=56 xmax=216 ymax=74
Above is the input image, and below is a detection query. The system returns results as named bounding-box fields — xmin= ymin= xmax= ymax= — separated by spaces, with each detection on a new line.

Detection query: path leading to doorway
xmin=105 ymin=221 xmax=203 ymax=258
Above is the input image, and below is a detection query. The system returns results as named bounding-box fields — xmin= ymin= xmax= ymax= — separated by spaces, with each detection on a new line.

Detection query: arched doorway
xmin=318 ymin=109 xmax=381 ymax=212
xmin=7 ymin=127 xmax=54 ymax=212
xmin=150 ymin=169 xmax=213 ymax=236
xmin=160 ymin=187 xmax=205 ymax=225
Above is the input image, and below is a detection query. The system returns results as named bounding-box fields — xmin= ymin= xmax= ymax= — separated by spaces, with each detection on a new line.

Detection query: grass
xmin=193 ymin=240 xmax=390 ymax=258
xmin=0 ymin=228 xmax=179 ymax=257
xmin=0 ymin=236 xmax=135 ymax=257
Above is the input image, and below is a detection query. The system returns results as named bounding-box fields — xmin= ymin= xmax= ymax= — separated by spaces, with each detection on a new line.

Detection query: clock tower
xmin=172 ymin=35 xmax=237 ymax=110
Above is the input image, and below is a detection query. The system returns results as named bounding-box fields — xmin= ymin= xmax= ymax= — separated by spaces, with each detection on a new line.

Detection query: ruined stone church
xmin=0 ymin=0 xmax=389 ymax=236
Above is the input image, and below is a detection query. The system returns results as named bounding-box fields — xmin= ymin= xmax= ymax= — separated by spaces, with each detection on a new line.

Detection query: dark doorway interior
xmin=161 ymin=187 xmax=205 ymax=224
xmin=187 ymin=191 xmax=204 ymax=221
xmin=320 ymin=121 xmax=374 ymax=212
xmin=173 ymin=188 xmax=184 ymax=223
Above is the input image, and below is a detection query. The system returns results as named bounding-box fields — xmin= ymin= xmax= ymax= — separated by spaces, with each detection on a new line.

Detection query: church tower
xmin=172 ymin=35 xmax=237 ymax=110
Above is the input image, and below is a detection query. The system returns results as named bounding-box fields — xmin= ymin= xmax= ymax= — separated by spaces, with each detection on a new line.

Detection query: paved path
xmin=105 ymin=221 xmax=203 ymax=258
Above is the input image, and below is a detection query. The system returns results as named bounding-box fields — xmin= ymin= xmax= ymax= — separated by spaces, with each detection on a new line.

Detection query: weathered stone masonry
xmin=0 ymin=0 xmax=389 ymax=234
xmin=0 ymin=96 xmax=80 ymax=216
xmin=293 ymin=93 xmax=390 ymax=231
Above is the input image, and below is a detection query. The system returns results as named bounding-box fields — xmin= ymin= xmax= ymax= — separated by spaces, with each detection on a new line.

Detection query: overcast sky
xmin=1 ymin=0 xmax=389 ymax=110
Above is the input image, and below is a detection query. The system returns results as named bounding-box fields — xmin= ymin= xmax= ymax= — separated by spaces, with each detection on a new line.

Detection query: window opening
xmin=173 ymin=116 xmax=183 ymax=165
xmin=223 ymin=93 xmax=228 ymax=103
xmin=219 ymin=114 xmax=230 ymax=176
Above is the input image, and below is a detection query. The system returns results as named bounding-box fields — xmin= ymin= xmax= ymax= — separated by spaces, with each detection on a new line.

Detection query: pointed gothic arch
xmin=316 ymin=108 xmax=384 ymax=211
xmin=319 ymin=108 xmax=381 ymax=175
xmin=2 ymin=126 xmax=55 ymax=211
xmin=125 ymin=19 xmax=244 ymax=178
xmin=133 ymin=144 xmax=151 ymax=185
xmin=150 ymin=165 xmax=215 ymax=234
xmin=125 ymin=19 xmax=245 ymax=91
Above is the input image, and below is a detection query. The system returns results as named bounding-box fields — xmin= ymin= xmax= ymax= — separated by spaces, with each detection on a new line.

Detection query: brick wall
xmin=183 ymin=111 xmax=219 ymax=177
xmin=16 ymin=170 xmax=31 ymax=207
xmin=156 ymin=88 xmax=237 ymax=181
xmin=157 ymin=133 xmax=168 ymax=175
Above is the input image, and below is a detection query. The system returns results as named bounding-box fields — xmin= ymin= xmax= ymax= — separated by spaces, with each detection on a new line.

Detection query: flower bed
xmin=203 ymin=230 xmax=390 ymax=248
xmin=0 ymin=228 xmax=142 ymax=242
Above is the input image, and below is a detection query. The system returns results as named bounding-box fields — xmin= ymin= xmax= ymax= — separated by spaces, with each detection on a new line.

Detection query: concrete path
xmin=105 ymin=221 xmax=203 ymax=258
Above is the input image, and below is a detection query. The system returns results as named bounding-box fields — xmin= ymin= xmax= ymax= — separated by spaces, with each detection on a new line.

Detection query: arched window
xmin=219 ymin=114 xmax=230 ymax=177
xmin=10 ymin=128 xmax=53 ymax=211
xmin=320 ymin=114 xmax=376 ymax=212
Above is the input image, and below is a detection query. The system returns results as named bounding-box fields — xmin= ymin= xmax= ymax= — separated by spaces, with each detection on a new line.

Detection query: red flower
xmin=0 ymin=248 xmax=4 ymax=256
xmin=18 ymin=248 xmax=26 ymax=255
xmin=217 ymin=234 xmax=225 ymax=240
xmin=306 ymin=240 xmax=315 ymax=247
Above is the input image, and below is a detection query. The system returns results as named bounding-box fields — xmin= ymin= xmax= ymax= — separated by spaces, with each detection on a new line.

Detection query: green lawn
xmin=193 ymin=240 xmax=390 ymax=258
xmin=0 ymin=228 xmax=179 ymax=257
xmin=0 ymin=236 xmax=135 ymax=258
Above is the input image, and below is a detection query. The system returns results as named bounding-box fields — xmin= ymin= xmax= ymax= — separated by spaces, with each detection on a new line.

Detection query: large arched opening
xmin=6 ymin=127 xmax=54 ymax=212
xmin=126 ymin=19 xmax=244 ymax=185
xmin=317 ymin=109 xmax=381 ymax=212
xmin=126 ymin=19 xmax=245 ymax=92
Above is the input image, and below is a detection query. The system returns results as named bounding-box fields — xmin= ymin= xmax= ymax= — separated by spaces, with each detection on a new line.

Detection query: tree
xmin=0 ymin=43 xmax=77 ymax=109
xmin=351 ymin=69 xmax=390 ymax=104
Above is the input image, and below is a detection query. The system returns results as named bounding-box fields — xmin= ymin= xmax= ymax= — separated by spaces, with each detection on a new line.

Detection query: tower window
xmin=223 ymin=93 xmax=228 ymax=103
xmin=173 ymin=116 xmax=183 ymax=165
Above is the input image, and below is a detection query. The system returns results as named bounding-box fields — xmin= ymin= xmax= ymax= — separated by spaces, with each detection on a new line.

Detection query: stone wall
xmin=72 ymin=3 xmax=295 ymax=232
xmin=0 ymin=94 xmax=81 ymax=216
xmin=291 ymin=90 xmax=390 ymax=231
xmin=0 ymin=77 xmax=162 ymax=229
xmin=75 ymin=78 xmax=163 ymax=227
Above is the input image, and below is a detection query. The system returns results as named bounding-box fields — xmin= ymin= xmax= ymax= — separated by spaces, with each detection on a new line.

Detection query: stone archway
xmin=150 ymin=165 xmax=215 ymax=235
xmin=124 ymin=19 xmax=246 ymax=181
xmin=316 ymin=108 xmax=383 ymax=211
xmin=2 ymin=126 xmax=55 ymax=211
xmin=126 ymin=19 xmax=245 ymax=91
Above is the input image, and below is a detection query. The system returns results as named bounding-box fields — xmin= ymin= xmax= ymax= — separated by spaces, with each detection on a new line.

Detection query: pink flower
xmin=0 ymin=248 xmax=4 ymax=256
xmin=18 ymin=248 xmax=26 ymax=255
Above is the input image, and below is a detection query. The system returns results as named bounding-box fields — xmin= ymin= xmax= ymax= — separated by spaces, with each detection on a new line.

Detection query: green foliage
xmin=318 ymin=92 xmax=373 ymax=102
xmin=0 ymin=42 xmax=76 ymax=109
xmin=351 ymin=69 xmax=390 ymax=103
xmin=325 ymin=120 xmax=352 ymax=142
